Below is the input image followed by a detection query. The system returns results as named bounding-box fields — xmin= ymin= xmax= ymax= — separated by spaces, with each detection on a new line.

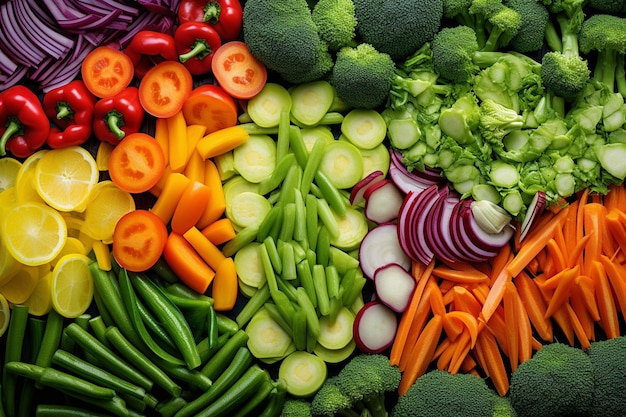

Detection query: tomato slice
xmin=182 ymin=84 xmax=239 ymax=134
xmin=138 ymin=61 xmax=193 ymax=118
xmin=81 ymin=46 xmax=134 ymax=98
xmin=211 ymin=41 xmax=267 ymax=99
xmin=113 ymin=209 xmax=168 ymax=272
xmin=107 ymin=132 xmax=166 ymax=194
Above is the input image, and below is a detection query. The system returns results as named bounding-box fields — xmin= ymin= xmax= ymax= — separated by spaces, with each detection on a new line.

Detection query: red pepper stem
xmin=179 ymin=39 xmax=210 ymax=63
xmin=203 ymin=2 xmax=221 ymax=24
xmin=56 ymin=102 xmax=73 ymax=120
xmin=105 ymin=110 xmax=126 ymax=140
xmin=0 ymin=118 xmax=22 ymax=157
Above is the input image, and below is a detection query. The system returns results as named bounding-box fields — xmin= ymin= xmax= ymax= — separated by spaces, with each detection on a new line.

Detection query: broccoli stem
xmin=545 ymin=20 xmax=563 ymax=52
xmin=617 ymin=53 xmax=626 ymax=98
xmin=594 ymin=49 xmax=618 ymax=92
xmin=557 ymin=14 xmax=580 ymax=58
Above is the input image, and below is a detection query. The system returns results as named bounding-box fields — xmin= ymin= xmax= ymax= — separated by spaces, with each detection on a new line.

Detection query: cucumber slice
xmin=245 ymin=307 xmax=293 ymax=360
xmin=301 ymin=126 xmax=336 ymax=153
xmin=234 ymin=242 xmax=266 ymax=289
xmin=319 ymin=141 xmax=364 ymax=189
xmin=289 ymin=81 xmax=335 ymax=127
xmin=233 ymin=134 xmax=277 ymax=184
xmin=247 ymin=83 xmax=292 ymax=128
xmin=358 ymin=142 xmax=391 ymax=178
xmin=317 ymin=307 xmax=354 ymax=350
xmin=313 ymin=339 xmax=356 ymax=364
xmin=330 ymin=206 xmax=368 ymax=251
xmin=238 ymin=279 xmax=258 ymax=298
xmin=226 ymin=191 xmax=272 ymax=229
xmin=278 ymin=351 xmax=327 ymax=398
xmin=341 ymin=109 xmax=387 ymax=150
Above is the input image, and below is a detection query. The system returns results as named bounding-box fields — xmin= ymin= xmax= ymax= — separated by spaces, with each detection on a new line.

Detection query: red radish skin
xmin=373 ymin=263 xmax=417 ymax=313
xmin=363 ymin=179 xmax=404 ymax=224
xmin=353 ymin=301 xmax=398 ymax=354
xmin=359 ymin=223 xmax=411 ymax=279
xmin=349 ymin=170 xmax=386 ymax=205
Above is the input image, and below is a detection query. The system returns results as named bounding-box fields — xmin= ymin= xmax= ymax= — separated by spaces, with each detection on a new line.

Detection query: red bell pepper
xmin=43 ymin=80 xmax=96 ymax=149
xmin=0 ymin=85 xmax=50 ymax=158
xmin=177 ymin=0 xmax=243 ymax=41
xmin=93 ymin=87 xmax=145 ymax=145
xmin=124 ymin=31 xmax=178 ymax=79
xmin=175 ymin=22 xmax=222 ymax=76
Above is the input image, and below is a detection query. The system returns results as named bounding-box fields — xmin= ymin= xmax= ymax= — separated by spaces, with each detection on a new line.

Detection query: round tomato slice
xmin=81 ymin=46 xmax=134 ymax=98
xmin=182 ymin=84 xmax=239 ymax=134
xmin=107 ymin=132 xmax=166 ymax=194
xmin=113 ymin=209 xmax=168 ymax=272
xmin=211 ymin=41 xmax=267 ymax=99
xmin=139 ymin=61 xmax=193 ymax=118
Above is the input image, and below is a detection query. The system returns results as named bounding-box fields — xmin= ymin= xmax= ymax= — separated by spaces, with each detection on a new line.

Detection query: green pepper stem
xmin=203 ymin=1 xmax=221 ymax=24
xmin=56 ymin=102 xmax=73 ymax=120
xmin=179 ymin=39 xmax=210 ymax=63
xmin=105 ymin=110 xmax=126 ymax=140
xmin=0 ymin=118 xmax=22 ymax=156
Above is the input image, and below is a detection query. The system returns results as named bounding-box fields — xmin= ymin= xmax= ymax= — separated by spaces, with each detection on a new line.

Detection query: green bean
xmin=105 ymin=326 xmax=182 ymax=397
xmin=222 ymin=224 xmax=260 ymax=258
xmin=288 ymin=124 xmax=309 ymax=168
xmin=293 ymin=189 xmax=308 ymax=245
xmin=135 ymin=295 xmax=178 ymax=351
xmin=281 ymin=242 xmax=297 ymax=281
xmin=292 ymin=309 xmax=308 ymax=351
xmin=231 ymin=376 xmax=275 ymax=417
xmin=207 ymin=305 xmax=218 ymax=350
xmin=256 ymin=204 xmax=283 ymax=243
xmin=215 ymin=313 xmax=239 ymax=336
xmin=201 ymin=330 xmax=249 ymax=380
xmin=239 ymin=122 xmax=279 ymax=135
xmin=258 ymin=152 xmax=296 ymax=196
xmin=263 ymin=236 xmax=282 ymax=274
xmin=235 ymin=283 xmax=271 ymax=328
xmin=64 ymin=323 xmax=153 ymax=391
xmin=315 ymin=171 xmax=347 ymax=216
xmin=92 ymin=289 xmax=114 ymax=328
xmin=130 ymin=272 xmax=201 ymax=370
xmin=3 ymin=304 xmax=29 ymax=417
xmin=156 ymin=397 xmax=187 ymax=417
xmin=279 ymin=203 xmax=296 ymax=242
xmin=296 ymin=259 xmax=318 ymax=309
xmin=325 ymin=265 xmax=341 ymax=299
xmin=300 ymin=137 xmax=325 ymax=197
xmin=88 ymin=316 xmax=111 ymax=347
xmin=262 ymin=303 xmax=294 ymax=337
xmin=313 ymin=264 xmax=330 ymax=316
xmin=197 ymin=333 xmax=229 ymax=365
xmin=154 ymin=359 xmax=213 ymax=392
xmin=176 ymin=347 xmax=253 ymax=417
xmin=258 ymin=379 xmax=288 ymax=417
xmin=316 ymin=225 xmax=331 ymax=267
xmin=150 ymin=256 xmax=180 ymax=284
xmin=35 ymin=404 xmax=110 ymax=417
xmin=295 ymin=287 xmax=321 ymax=338
xmin=316 ymin=197 xmax=340 ymax=239
xmin=259 ymin=243 xmax=279 ymax=295
xmin=277 ymin=163 xmax=302 ymax=206
xmin=277 ymin=109 xmax=291 ymax=161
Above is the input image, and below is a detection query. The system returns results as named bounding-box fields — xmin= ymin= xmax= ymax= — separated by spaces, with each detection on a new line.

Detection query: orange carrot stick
xmin=475 ymin=330 xmax=509 ymax=396
xmin=569 ymin=280 xmax=598 ymax=341
xmin=591 ymin=260 xmax=620 ymax=339
xmin=503 ymin=281 xmax=520 ymax=371
xmin=515 ymin=271 xmax=553 ymax=342
xmin=432 ymin=265 xmax=490 ymax=284
xmin=600 ymin=254 xmax=626 ymax=314
xmin=448 ymin=329 xmax=472 ymax=374
xmin=452 ymin=286 xmax=482 ymax=317
xmin=444 ymin=311 xmax=479 ymax=348
xmin=481 ymin=266 xmax=513 ymax=323
xmin=566 ymin=233 xmax=592 ymax=269
xmin=565 ymin=303 xmax=591 ymax=350
xmin=211 ymin=257 xmax=238 ymax=311
xmin=510 ymin=282 xmax=533 ymax=364
xmin=543 ymin=266 xmax=579 ymax=318
xmin=399 ymin=314 xmax=443 ymax=395
xmin=546 ymin=238 xmax=567 ymax=272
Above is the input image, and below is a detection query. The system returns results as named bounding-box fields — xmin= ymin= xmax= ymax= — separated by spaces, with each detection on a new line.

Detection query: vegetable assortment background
xmin=2 ymin=0 xmax=626 ymax=416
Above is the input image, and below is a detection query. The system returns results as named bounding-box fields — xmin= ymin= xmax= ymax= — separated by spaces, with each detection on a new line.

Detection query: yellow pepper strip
xmin=196 ymin=160 xmax=227 ymax=229
xmin=167 ymin=111 xmax=188 ymax=173
xmin=154 ymin=118 xmax=169 ymax=166
xmin=184 ymin=125 xmax=207 ymax=183
xmin=196 ymin=125 xmax=249 ymax=159
xmin=212 ymin=257 xmax=238 ymax=311
xmin=150 ymin=172 xmax=191 ymax=224
xmin=92 ymin=240 xmax=112 ymax=272
xmin=95 ymin=142 xmax=114 ymax=171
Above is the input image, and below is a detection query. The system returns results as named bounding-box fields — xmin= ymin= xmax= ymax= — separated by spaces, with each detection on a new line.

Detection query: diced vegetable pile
xmin=2 ymin=0 xmax=626 ymax=416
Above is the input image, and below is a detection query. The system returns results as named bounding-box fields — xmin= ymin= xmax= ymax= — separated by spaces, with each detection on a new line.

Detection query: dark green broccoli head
xmin=310 ymin=377 xmax=353 ymax=417
xmin=242 ymin=0 xmax=333 ymax=83
xmin=587 ymin=336 xmax=626 ymax=417
xmin=280 ymin=398 xmax=313 ymax=417
xmin=443 ymin=0 xmax=474 ymax=18
xmin=540 ymin=51 xmax=590 ymax=99
xmin=469 ymin=0 xmax=507 ymax=18
xmin=509 ymin=342 xmax=594 ymax=417
xmin=579 ymin=14 xmax=626 ymax=55
xmin=506 ymin=0 xmax=550 ymax=53
xmin=541 ymin=0 xmax=585 ymax=17
xmin=585 ymin=0 xmax=625 ymax=13
xmin=332 ymin=43 xmax=396 ymax=109
xmin=391 ymin=370 xmax=495 ymax=417
xmin=432 ymin=25 xmax=480 ymax=83
xmin=311 ymin=0 xmax=357 ymax=51
xmin=353 ymin=0 xmax=444 ymax=61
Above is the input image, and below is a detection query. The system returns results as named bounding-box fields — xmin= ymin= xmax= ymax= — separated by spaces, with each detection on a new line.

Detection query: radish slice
xmin=373 ymin=263 xmax=417 ymax=313
xmin=349 ymin=170 xmax=386 ymax=206
xmin=363 ymin=179 xmax=404 ymax=224
xmin=359 ymin=223 xmax=411 ymax=279
xmin=353 ymin=300 xmax=398 ymax=354
xmin=519 ymin=191 xmax=546 ymax=242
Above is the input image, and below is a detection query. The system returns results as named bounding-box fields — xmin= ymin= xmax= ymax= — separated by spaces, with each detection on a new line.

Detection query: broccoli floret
xmin=432 ymin=26 xmax=481 ymax=83
xmin=579 ymin=14 xmax=626 ymax=97
xmin=311 ymin=0 xmax=357 ymax=51
xmin=331 ymin=43 xmax=396 ymax=110
xmin=281 ymin=398 xmax=313 ymax=417
xmin=311 ymin=377 xmax=360 ymax=417
xmin=505 ymin=0 xmax=550 ymax=53
xmin=443 ymin=0 xmax=475 ymax=27
xmin=479 ymin=99 xmax=524 ymax=145
xmin=539 ymin=2 xmax=590 ymax=100
xmin=491 ymin=393 xmax=518 ymax=417
xmin=587 ymin=336 xmax=626 ymax=417
xmin=468 ymin=0 xmax=522 ymax=51
xmin=242 ymin=0 xmax=333 ymax=84
xmin=585 ymin=0 xmax=625 ymax=13
xmin=509 ymin=342 xmax=594 ymax=417
xmin=391 ymin=370 xmax=495 ymax=417
xmin=352 ymin=0 xmax=444 ymax=61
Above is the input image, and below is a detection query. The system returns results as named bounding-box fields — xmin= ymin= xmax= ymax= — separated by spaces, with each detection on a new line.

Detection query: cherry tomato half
xmin=211 ymin=41 xmax=267 ymax=99
xmin=81 ymin=46 xmax=134 ymax=99
xmin=182 ymin=84 xmax=239 ymax=134
xmin=113 ymin=209 xmax=168 ymax=272
xmin=138 ymin=61 xmax=193 ymax=118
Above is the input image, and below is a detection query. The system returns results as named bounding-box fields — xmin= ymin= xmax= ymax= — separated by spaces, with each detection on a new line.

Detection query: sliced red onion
xmin=0 ymin=48 xmax=17 ymax=75
xmin=390 ymin=149 xmax=443 ymax=184
xmin=14 ymin=1 xmax=72 ymax=58
xmin=519 ymin=191 xmax=547 ymax=242
xmin=459 ymin=200 xmax=514 ymax=252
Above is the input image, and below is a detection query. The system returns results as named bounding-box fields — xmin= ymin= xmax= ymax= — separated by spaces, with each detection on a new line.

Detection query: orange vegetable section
xmin=391 ymin=185 xmax=626 ymax=396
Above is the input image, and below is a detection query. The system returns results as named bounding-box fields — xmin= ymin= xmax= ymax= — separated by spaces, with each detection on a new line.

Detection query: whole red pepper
xmin=124 ymin=31 xmax=178 ymax=79
xmin=43 ymin=80 xmax=96 ymax=149
xmin=177 ymin=0 xmax=243 ymax=41
xmin=93 ymin=87 xmax=144 ymax=145
xmin=0 ymin=85 xmax=50 ymax=158
xmin=175 ymin=22 xmax=222 ymax=76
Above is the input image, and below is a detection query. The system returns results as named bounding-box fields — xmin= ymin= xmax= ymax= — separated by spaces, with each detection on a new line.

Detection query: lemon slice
xmin=15 ymin=150 xmax=48 ymax=204
xmin=51 ymin=237 xmax=88 ymax=267
xmin=82 ymin=181 xmax=136 ymax=241
xmin=50 ymin=254 xmax=94 ymax=318
xmin=2 ymin=202 xmax=68 ymax=266
xmin=0 ymin=157 xmax=22 ymax=192
xmin=0 ymin=265 xmax=40 ymax=304
xmin=23 ymin=271 xmax=53 ymax=317
xmin=34 ymin=146 xmax=98 ymax=212
xmin=0 ymin=187 xmax=17 ymax=219
xmin=0 ymin=294 xmax=10 ymax=337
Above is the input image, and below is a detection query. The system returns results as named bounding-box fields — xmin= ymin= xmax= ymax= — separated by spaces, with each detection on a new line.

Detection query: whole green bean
xmin=35 ymin=404 xmax=110 ymax=417
xmin=201 ymin=330 xmax=249 ymax=380
xmin=3 ymin=305 xmax=30 ymax=417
